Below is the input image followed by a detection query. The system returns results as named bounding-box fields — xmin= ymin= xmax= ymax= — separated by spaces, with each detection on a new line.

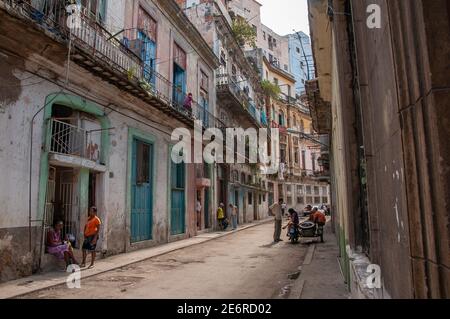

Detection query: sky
xmin=258 ymin=0 xmax=310 ymax=36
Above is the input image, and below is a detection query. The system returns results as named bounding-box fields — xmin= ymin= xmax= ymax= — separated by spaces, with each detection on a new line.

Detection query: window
xmin=322 ymin=197 xmax=328 ymax=204
xmin=273 ymin=78 xmax=279 ymax=86
xmin=314 ymin=197 xmax=321 ymax=205
xmin=252 ymin=24 xmax=257 ymax=36
xmin=263 ymin=194 xmax=266 ymax=202
xmin=81 ymin=0 xmax=107 ymax=24
xmin=312 ymin=153 xmax=316 ymax=172
xmin=314 ymin=186 xmax=320 ymax=195
xmin=248 ymin=192 xmax=253 ymax=205
xmin=241 ymin=172 xmax=246 ymax=183
xmin=263 ymin=31 xmax=266 ymax=40
xmin=287 ymin=196 xmax=292 ymax=205
xmin=302 ymin=151 xmax=306 ymax=170
xmin=306 ymin=196 xmax=313 ymax=204
xmin=287 ymin=185 xmax=292 ymax=192
xmin=173 ymin=42 xmax=187 ymax=69
xmin=322 ymin=186 xmax=328 ymax=195
xmin=259 ymin=194 xmax=262 ymax=205
xmin=137 ymin=6 xmax=157 ymax=42
xmin=136 ymin=141 xmax=151 ymax=184
xmin=171 ymin=161 xmax=185 ymax=189
xmin=297 ymin=185 xmax=304 ymax=195
xmin=306 ymin=186 xmax=312 ymax=195
xmin=200 ymin=70 xmax=209 ymax=92
xmin=296 ymin=47 xmax=300 ymax=54
xmin=278 ymin=111 xmax=285 ymax=126
xmin=294 ymin=150 xmax=299 ymax=164
xmin=297 ymin=197 xmax=304 ymax=204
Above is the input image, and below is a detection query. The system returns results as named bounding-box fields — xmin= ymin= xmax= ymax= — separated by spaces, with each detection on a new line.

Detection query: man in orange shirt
xmin=81 ymin=207 xmax=102 ymax=269
xmin=309 ymin=207 xmax=327 ymax=226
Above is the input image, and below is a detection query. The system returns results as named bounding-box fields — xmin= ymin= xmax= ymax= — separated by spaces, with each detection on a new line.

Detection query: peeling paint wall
xmin=0 ymin=0 xmax=218 ymax=282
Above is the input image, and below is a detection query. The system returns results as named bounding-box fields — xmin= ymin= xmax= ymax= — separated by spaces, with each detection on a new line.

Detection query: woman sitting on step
xmin=46 ymin=221 xmax=79 ymax=269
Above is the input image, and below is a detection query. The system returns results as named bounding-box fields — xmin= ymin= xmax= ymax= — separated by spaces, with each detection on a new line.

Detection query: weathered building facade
xmin=307 ymin=0 xmax=450 ymax=298
xmin=257 ymin=52 xmax=329 ymax=211
xmin=178 ymin=0 xmax=271 ymax=225
xmin=0 ymin=0 xmax=219 ymax=281
xmin=287 ymin=31 xmax=315 ymax=96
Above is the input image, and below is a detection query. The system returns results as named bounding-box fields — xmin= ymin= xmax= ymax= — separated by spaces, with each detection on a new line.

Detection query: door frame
xmin=127 ymin=128 xmax=156 ymax=246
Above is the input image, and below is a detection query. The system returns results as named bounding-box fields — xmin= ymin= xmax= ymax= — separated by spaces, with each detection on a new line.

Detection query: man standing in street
xmin=229 ymin=204 xmax=238 ymax=230
xmin=81 ymin=207 xmax=102 ymax=269
xmin=217 ymin=203 xmax=225 ymax=230
xmin=270 ymin=198 xmax=284 ymax=242
xmin=196 ymin=198 xmax=202 ymax=230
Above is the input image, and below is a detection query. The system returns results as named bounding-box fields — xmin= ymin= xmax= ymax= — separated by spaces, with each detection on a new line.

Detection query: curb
xmin=1 ymin=218 xmax=273 ymax=299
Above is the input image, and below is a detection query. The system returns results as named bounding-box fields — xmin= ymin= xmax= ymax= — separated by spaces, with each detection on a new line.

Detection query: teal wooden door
xmin=173 ymin=64 xmax=186 ymax=107
xmin=204 ymin=188 xmax=210 ymax=228
xmin=171 ymin=162 xmax=185 ymax=235
xmin=131 ymin=139 xmax=153 ymax=242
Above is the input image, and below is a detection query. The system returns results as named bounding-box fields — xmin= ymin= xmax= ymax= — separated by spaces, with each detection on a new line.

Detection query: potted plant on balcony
xmin=232 ymin=17 xmax=257 ymax=48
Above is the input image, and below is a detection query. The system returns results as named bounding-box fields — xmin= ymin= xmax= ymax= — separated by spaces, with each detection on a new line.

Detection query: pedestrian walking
xmin=81 ymin=207 xmax=102 ymax=269
xmin=269 ymin=198 xmax=284 ymax=242
xmin=229 ymin=204 xmax=238 ymax=230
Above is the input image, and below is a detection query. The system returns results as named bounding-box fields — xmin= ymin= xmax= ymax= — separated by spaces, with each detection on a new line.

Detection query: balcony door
xmin=173 ymin=63 xmax=186 ymax=107
xmin=173 ymin=43 xmax=187 ymax=107
xmin=137 ymin=7 xmax=157 ymax=86
xmin=138 ymin=31 xmax=156 ymax=86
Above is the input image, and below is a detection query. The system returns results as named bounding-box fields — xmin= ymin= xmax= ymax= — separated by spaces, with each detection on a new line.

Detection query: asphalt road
xmin=21 ymin=222 xmax=309 ymax=299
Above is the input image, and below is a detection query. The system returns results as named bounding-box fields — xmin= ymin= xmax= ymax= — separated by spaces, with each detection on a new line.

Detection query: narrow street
xmin=18 ymin=222 xmax=345 ymax=299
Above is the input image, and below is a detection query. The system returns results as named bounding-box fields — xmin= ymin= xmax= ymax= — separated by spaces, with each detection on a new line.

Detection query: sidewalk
xmin=0 ymin=219 xmax=272 ymax=299
xmin=289 ymin=222 xmax=350 ymax=299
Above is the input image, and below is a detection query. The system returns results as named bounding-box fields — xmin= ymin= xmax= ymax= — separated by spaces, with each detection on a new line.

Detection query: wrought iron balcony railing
xmin=216 ymin=73 xmax=268 ymax=127
xmin=49 ymin=119 xmax=101 ymax=162
xmin=1 ymin=0 xmax=223 ymax=128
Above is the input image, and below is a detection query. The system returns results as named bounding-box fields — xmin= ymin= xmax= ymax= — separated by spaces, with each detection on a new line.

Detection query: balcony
xmin=0 ymin=0 xmax=220 ymax=128
xmin=47 ymin=119 xmax=107 ymax=171
xmin=216 ymin=73 xmax=263 ymax=128
xmin=49 ymin=120 xmax=92 ymax=159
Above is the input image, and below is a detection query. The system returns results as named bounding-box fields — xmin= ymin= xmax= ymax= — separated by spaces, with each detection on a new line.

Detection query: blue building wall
xmin=288 ymin=32 xmax=315 ymax=96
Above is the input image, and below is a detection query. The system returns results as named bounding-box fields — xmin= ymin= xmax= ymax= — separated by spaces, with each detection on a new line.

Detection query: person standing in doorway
xmin=196 ymin=198 xmax=202 ymax=230
xmin=270 ymin=198 xmax=284 ymax=242
xmin=81 ymin=207 xmax=102 ymax=269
